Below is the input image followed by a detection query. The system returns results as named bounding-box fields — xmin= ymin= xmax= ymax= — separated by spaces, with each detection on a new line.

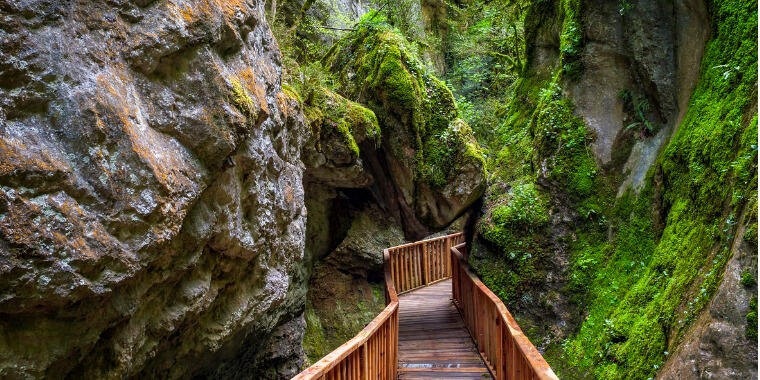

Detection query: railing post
xmin=445 ymin=237 xmax=451 ymax=277
xmin=421 ymin=242 xmax=428 ymax=285
xmin=360 ymin=342 xmax=368 ymax=380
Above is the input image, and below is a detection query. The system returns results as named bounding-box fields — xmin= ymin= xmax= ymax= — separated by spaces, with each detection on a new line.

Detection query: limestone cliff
xmin=0 ymin=0 xmax=307 ymax=378
xmin=458 ymin=0 xmax=757 ymax=378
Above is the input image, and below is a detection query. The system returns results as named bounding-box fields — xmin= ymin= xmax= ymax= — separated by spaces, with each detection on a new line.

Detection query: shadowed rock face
xmin=0 ymin=0 xmax=308 ymax=378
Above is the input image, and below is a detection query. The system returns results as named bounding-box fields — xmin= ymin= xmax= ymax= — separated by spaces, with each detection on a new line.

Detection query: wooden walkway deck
xmin=398 ymin=279 xmax=491 ymax=379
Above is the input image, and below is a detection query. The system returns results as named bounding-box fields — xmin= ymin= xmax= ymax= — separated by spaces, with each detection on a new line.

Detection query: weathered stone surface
xmin=320 ymin=205 xmax=404 ymax=278
xmin=0 ymin=0 xmax=307 ymax=378
xmin=565 ymin=0 xmax=708 ymax=176
xmin=302 ymin=87 xmax=380 ymax=188
xmin=304 ymin=204 xmax=403 ymax=362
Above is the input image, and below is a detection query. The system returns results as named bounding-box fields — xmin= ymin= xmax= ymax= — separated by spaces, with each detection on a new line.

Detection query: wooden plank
xmin=397 ymin=280 xmax=490 ymax=379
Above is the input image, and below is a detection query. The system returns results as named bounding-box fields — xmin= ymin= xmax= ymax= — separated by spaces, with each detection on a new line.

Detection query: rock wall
xmin=567 ymin=0 xmax=709 ymax=190
xmin=0 ymin=0 xmax=308 ymax=378
xmin=467 ymin=0 xmax=757 ymax=378
xmin=658 ymin=209 xmax=758 ymax=379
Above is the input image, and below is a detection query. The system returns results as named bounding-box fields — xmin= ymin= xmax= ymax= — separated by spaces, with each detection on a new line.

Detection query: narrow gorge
xmin=0 ymin=0 xmax=756 ymax=379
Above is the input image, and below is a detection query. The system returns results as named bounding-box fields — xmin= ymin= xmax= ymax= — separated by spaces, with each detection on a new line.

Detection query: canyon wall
xmin=0 ymin=0 xmax=307 ymax=378
xmin=463 ymin=0 xmax=757 ymax=378
xmin=0 ymin=0 xmax=486 ymax=375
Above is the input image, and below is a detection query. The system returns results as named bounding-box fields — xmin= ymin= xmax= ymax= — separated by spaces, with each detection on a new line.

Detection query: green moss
xmin=475 ymin=181 xmax=552 ymax=304
xmin=747 ymin=296 xmax=758 ymax=340
xmin=281 ymin=83 xmax=303 ymax=103
xmin=558 ymin=0 xmax=583 ymax=79
xmin=324 ymin=21 xmax=483 ymax=189
xmin=302 ymin=305 xmax=329 ymax=365
xmin=229 ymin=77 xmax=256 ymax=117
xmin=531 ymin=83 xmax=597 ymax=198
xmin=302 ymin=283 xmax=386 ymax=365
xmin=419 ymin=120 xmax=485 ymax=188
xmin=741 ymin=271 xmax=755 ymax=288
xmin=744 ymin=222 xmax=758 ymax=244
xmin=303 ymin=87 xmax=381 ymax=158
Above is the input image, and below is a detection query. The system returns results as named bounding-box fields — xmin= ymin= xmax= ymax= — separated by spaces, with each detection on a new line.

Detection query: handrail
xmin=293 ymin=233 xmax=557 ymax=380
xmin=292 ymin=248 xmax=399 ymax=380
xmin=451 ymin=242 xmax=558 ymax=380
xmin=293 ymin=232 xmax=463 ymax=379
xmin=387 ymin=232 xmax=464 ymax=294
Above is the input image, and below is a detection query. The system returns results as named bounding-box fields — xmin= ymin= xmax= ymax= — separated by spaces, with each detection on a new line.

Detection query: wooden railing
xmin=451 ymin=242 xmax=558 ymax=380
xmin=292 ymin=248 xmax=399 ymax=380
xmin=293 ymin=233 xmax=557 ymax=380
xmin=387 ymin=233 xmax=465 ymax=293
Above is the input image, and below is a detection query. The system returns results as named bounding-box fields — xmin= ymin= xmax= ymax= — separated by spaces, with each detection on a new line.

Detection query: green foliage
xmin=741 ymin=271 xmax=756 ymax=288
xmin=492 ymin=183 xmax=549 ymax=228
xmin=747 ymin=296 xmax=758 ymax=340
xmin=371 ymin=0 xmax=425 ymax=42
xmin=619 ymin=89 xmax=657 ymax=136
xmin=443 ymin=0 xmax=528 ymax=145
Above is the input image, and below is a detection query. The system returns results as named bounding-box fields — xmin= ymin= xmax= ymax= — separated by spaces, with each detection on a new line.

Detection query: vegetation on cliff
xmin=270 ymin=3 xmax=486 ymax=364
xmin=446 ymin=0 xmax=758 ymax=378
xmin=323 ymin=14 xmax=485 ymax=190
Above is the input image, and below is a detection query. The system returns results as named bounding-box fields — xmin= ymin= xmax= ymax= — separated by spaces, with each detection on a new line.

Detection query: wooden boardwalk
xmin=398 ymin=279 xmax=491 ymax=379
xmin=293 ymin=234 xmax=557 ymax=380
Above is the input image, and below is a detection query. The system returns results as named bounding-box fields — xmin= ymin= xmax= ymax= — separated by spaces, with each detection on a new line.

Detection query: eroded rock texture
xmin=0 ymin=0 xmax=307 ymax=378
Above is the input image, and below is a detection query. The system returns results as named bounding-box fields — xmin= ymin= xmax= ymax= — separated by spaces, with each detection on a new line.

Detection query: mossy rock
xmin=323 ymin=20 xmax=486 ymax=228
xmin=301 ymin=86 xmax=381 ymax=187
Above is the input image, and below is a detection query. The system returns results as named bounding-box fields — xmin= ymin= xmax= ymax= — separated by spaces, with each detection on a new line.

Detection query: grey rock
xmin=565 ymin=0 xmax=708 ymax=176
xmin=0 ymin=0 xmax=308 ymax=378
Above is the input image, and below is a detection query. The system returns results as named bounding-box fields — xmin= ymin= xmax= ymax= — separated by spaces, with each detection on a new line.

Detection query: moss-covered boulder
xmin=301 ymin=86 xmax=381 ymax=187
xmin=323 ymin=20 xmax=485 ymax=235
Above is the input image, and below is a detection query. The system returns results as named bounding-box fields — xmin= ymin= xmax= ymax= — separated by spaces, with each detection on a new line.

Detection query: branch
xmin=317 ymin=25 xmax=356 ymax=31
